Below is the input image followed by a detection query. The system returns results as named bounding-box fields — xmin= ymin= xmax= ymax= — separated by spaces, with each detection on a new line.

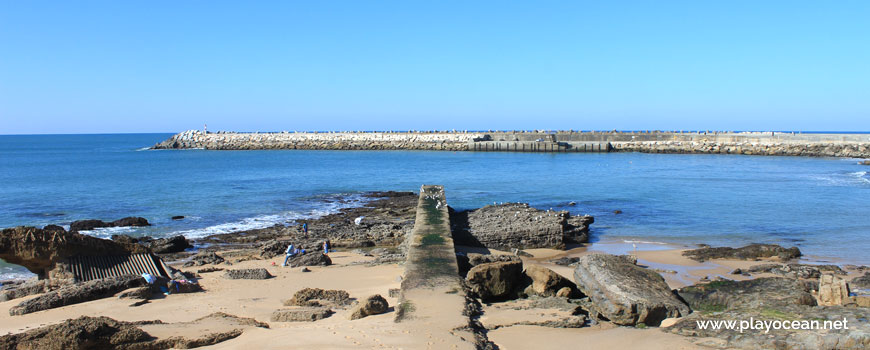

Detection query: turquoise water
xmin=2 ymin=134 xmax=869 ymax=278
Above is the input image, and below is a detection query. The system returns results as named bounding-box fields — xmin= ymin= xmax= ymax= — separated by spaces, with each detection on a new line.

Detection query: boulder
xmin=286 ymin=251 xmax=332 ymax=267
xmin=450 ymin=203 xmax=594 ymax=250
xmin=10 ymin=275 xmax=146 ymax=316
xmin=171 ymin=216 xmax=185 ymax=220
xmin=818 ymin=274 xmax=850 ymax=306
xmin=224 ymin=268 xmax=272 ymax=280
xmin=465 ymin=260 xmax=525 ymax=301
xmin=285 ymin=288 xmax=352 ymax=307
xmin=0 ymin=226 xmax=150 ymax=278
xmin=573 ymin=253 xmax=690 ymax=326
xmin=348 ymin=294 xmax=389 ymax=320
xmin=523 ymin=264 xmax=577 ymax=297
xmin=144 ymin=236 xmax=192 ymax=254
xmin=270 ymin=307 xmax=333 ymax=322
xmin=682 ymin=244 xmax=801 ymax=262
xmin=69 ymin=217 xmax=150 ymax=232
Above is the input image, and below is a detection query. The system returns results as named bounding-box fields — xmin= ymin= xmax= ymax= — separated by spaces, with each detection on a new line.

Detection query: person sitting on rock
xmin=322 ymin=240 xmax=331 ymax=255
xmin=282 ymin=243 xmax=299 ymax=267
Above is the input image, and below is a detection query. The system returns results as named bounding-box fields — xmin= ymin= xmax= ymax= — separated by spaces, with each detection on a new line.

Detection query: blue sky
xmin=1 ymin=1 xmax=868 ymax=134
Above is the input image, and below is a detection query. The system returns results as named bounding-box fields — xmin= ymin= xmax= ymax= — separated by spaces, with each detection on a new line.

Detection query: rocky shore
xmin=2 ymin=190 xmax=870 ymax=349
xmin=151 ymin=130 xmax=870 ymax=158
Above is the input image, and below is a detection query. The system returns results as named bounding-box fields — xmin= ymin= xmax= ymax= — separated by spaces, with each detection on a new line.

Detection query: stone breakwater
xmin=152 ymin=130 xmax=870 ymax=158
xmin=152 ymin=130 xmax=481 ymax=151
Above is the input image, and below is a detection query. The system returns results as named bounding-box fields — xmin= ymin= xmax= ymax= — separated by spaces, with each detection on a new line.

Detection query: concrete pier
xmin=151 ymin=130 xmax=870 ymax=158
xmin=394 ymin=185 xmax=478 ymax=349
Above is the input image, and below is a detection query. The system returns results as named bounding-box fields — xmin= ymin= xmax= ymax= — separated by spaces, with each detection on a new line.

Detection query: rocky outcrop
xmin=456 ymin=253 xmax=520 ymax=277
xmin=0 ymin=226 xmax=150 ymax=278
xmin=0 ymin=313 xmax=267 ymax=350
xmin=850 ymin=273 xmax=870 ymax=290
xmin=69 ymin=217 xmax=150 ymax=232
xmin=224 ymin=268 xmax=272 ymax=280
xmin=668 ymin=278 xmax=870 ymax=350
xmin=676 ymin=277 xmax=817 ymax=311
xmin=285 ymin=288 xmax=352 ymax=307
xmin=182 ymin=251 xmax=225 ymax=267
xmin=111 ymin=235 xmax=192 ymax=254
xmin=818 ymin=274 xmax=850 ymax=306
xmin=9 ymin=275 xmax=146 ymax=315
xmin=270 ymin=307 xmax=333 ymax=322
xmin=465 ymin=260 xmax=525 ymax=301
xmin=738 ymin=263 xmax=845 ymax=279
xmin=450 ymin=203 xmax=594 ymax=250
xmin=573 ymin=253 xmax=690 ymax=326
xmin=348 ymin=294 xmax=389 ymax=320
xmin=683 ymin=243 xmax=801 ymax=262
xmin=0 ymin=280 xmax=48 ymax=302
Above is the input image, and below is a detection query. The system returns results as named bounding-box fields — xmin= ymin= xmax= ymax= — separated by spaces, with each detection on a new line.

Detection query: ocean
xmin=2 ymin=133 xmax=869 ymax=279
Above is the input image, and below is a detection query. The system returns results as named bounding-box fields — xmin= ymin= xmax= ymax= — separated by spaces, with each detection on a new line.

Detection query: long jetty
xmin=395 ymin=185 xmax=480 ymax=349
xmin=152 ymin=130 xmax=870 ymax=158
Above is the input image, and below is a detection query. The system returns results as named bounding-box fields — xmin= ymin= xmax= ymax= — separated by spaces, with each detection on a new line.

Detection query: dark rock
xmin=0 ymin=280 xmax=48 ymax=302
xmin=743 ymin=263 xmax=845 ymax=279
xmin=196 ymin=267 xmax=224 ymax=274
xmin=0 ymin=226 xmax=150 ymax=279
xmin=677 ymin=277 xmax=817 ymax=310
xmin=850 ymin=273 xmax=870 ymax=290
xmin=551 ymin=257 xmax=581 ymax=266
xmin=0 ymin=316 xmax=151 ymax=350
xmin=285 ymin=288 xmax=352 ymax=307
xmin=667 ymin=277 xmax=870 ymax=350
xmin=182 ymin=251 xmax=225 ymax=267
xmin=144 ymin=236 xmax=192 ymax=254
xmin=171 ymin=216 xmax=185 ymax=220
xmin=117 ymin=286 xmax=152 ymax=300
xmin=450 ymin=203 xmax=594 ymax=250
xmin=270 ymin=307 xmax=333 ymax=322
xmin=224 ymin=268 xmax=272 ymax=280
xmin=683 ymin=243 xmax=802 ymax=262
xmin=466 ymin=260 xmax=525 ymax=301
xmin=613 ymin=210 xmax=622 ymax=214
xmin=10 ymin=275 xmax=146 ymax=315
xmin=42 ymin=225 xmax=66 ymax=232
xmin=167 ymin=280 xmax=202 ymax=293
xmin=349 ymin=294 xmax=389 ymax=320
xmin=69 ymin=217 xmax=150 ymax=232
xmin=286 ymin=251 xmax=332 ymax=267
xmin=860 ymin=160 xmax=870 ymax=165
xmin=573 ymin=253 xmax=690 ymax=326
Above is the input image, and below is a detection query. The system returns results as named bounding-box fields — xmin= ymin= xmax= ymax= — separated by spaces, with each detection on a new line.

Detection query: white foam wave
xmin=168 ymin=194 xmax=369 ymax=239
xmin=809 ymin=171 xmax=870 ymax=186
xmin=78 ymin=226 xmax=138 ymax=239
xmin=0 ymin=267 xmax=36 ymax=282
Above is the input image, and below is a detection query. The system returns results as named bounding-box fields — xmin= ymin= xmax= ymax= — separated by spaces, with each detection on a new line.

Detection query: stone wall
xmin=151 ymin=130 xmax=870 ymax=158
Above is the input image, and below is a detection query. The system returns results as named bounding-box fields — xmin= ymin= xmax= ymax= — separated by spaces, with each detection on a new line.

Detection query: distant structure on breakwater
xmin=151 ymin=130 xmax=870 ymax=158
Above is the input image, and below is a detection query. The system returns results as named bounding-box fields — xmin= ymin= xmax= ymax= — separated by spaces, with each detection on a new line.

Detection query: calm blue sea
xmin=2 ymin=134 xmax=869 ymax=279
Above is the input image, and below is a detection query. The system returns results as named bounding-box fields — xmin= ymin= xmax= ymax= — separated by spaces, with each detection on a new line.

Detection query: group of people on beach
xmin=280 ymin=223 xmax=331 ymax=267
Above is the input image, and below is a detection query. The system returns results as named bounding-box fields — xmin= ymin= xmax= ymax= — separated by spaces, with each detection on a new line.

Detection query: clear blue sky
xmin=1 ymin=1 xmax=868 ymax=134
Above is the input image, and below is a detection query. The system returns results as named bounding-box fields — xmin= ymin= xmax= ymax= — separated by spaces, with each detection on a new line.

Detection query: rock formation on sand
xmin=573 ymin=253 xmax=690 ymax=326
xmin=0 ymin=313 xmax=268 ymax=350
xmin=69 ymin=217 xmax=150 ymax=232
xmin=9 ymin=275 xmax=147 ymax=316
xmin=450 ymin=203 xmax=594 ymax=250
xmin=670 ymin=277 xmax=870 ymax=349
xmin=465 ymin=260 xmax=525 ymax=301
xmin=0 ymin=226 xmax=150 ymax=279
xmin=348 ymin=294 xmax=389 ymax=320
xmin=224 ymin=268 xmax=273 ymax=280
xmin=682 ymin=243 xmax=801 ymax=262
xmin=284 ymin=288 xmax=353 ymax=307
